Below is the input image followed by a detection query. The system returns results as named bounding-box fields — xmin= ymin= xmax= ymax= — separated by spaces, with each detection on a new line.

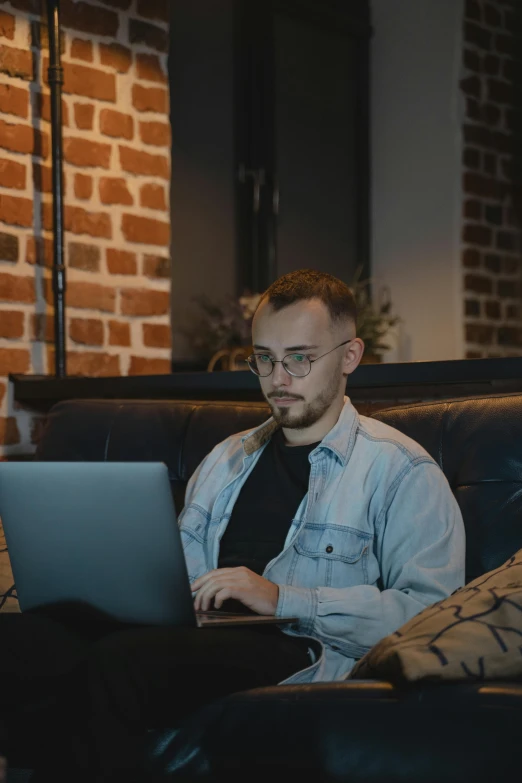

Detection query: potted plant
xmin=349 ymin=268 xmax=400 ymax=363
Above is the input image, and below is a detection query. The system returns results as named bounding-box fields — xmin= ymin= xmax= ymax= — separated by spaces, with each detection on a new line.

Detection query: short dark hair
xmin=259 ymin=269 xmax=356 ymax=328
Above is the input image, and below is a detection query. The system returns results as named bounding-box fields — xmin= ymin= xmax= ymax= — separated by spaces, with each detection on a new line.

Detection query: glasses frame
xmin=247 ymin=339 xmax=353 ymax=378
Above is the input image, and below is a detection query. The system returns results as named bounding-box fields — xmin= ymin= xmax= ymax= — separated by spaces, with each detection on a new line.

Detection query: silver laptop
xmin=0 ymin=462 xmax=296 ymax=629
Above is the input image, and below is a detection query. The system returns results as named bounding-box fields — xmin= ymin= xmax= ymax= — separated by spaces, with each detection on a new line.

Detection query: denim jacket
xmin=178 ymin=397 xmax=466 ymax=684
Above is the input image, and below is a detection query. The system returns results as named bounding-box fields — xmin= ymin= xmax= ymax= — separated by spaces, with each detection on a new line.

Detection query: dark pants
xmin=0 ymin=605 xmax=310 ymax=781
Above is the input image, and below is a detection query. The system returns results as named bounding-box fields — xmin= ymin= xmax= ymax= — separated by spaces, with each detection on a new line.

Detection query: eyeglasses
xmin=247 ymin=340 xmax=353 ymax=378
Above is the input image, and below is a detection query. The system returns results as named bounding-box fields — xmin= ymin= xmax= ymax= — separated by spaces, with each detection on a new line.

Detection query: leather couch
xmin=9 ymin=393 xmax=522 ymax=780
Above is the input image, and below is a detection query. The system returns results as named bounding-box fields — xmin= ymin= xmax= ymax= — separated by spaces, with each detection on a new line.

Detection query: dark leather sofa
xmin=9 ymin=393 xmax=522 ymax=780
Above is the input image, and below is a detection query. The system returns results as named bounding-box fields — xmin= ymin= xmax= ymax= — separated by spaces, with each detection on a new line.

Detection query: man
xmin=1 ymin=269 xmax=465 ymax=781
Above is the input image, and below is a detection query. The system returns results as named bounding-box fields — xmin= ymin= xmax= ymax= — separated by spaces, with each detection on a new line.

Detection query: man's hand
xmin=192 ymin=567 xmax=279 ymax=615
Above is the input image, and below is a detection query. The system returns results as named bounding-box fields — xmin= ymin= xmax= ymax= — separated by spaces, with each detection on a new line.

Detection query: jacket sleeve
xmin=275 ymin=461 xmax=466 ymax=660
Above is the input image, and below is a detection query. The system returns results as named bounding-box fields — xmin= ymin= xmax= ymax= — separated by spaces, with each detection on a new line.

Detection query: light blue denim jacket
xmin=179 ymin=397 xmax=466 ymax=684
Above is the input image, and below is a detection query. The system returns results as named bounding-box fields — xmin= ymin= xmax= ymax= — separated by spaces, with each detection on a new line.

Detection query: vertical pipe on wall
xmin=46 ymin=0 xmax=66 ymax=377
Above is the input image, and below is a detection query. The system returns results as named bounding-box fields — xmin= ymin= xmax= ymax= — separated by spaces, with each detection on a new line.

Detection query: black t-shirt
xmin=218 ymin=428 xmax=321 ymax=575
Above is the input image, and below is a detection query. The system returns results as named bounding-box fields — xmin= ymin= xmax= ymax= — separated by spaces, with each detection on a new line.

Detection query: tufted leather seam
xmin=103 ymin=403 xmax=123 ymax=461
xmin=178 ymin=403 xmax=198 ymax=482
xmin=439 ymin=402 xmax=450 ymax=472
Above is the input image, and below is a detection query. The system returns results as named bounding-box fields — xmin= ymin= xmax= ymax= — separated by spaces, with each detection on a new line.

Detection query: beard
xmin=265 ymin=362 xmax=343 ymax=430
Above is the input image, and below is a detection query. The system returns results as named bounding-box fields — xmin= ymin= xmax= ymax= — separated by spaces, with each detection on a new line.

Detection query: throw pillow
xmin=350 ymin=548 xmax=522 ymax=684
xmin=0 ymin=518 xmax=19 ymax=613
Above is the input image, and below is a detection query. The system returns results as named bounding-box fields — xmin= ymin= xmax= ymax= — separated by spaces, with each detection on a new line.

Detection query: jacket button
xmin=325 ymin=545 xmax=334 ymax=553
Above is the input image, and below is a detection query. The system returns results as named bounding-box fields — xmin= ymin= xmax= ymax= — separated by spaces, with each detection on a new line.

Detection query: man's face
xmin=251 ymin=298 xmax=352 ymax=430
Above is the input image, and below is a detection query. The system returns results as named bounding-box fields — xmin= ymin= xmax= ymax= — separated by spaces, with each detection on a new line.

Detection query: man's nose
xmin=271 ymin=360 xmax=291 ymax=386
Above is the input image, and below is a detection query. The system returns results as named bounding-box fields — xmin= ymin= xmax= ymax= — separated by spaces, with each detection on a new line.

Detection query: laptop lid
xmin=0 ymin=462 xmax=197 ymax=627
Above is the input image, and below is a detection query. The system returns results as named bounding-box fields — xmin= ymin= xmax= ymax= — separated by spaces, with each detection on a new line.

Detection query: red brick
xmin=109 ymin=319 xmax=131 ymax=346
xmin=0 ymin=194 xmax=32 ymax=227
xmin=99 ymin=42 xmax=132 ymax=73
xmin=0 ymin=309 xmax=24 ymax=338
xmin=485 ymin=300 xmax=501 ymax=320
xmin=31 ymin=313 xmax=54 ymax=343
xmin=0 ymin=231 xmax=18 ymax=262
xmin=465 ymin=274 xmax=493 ymax=294
xmin=484 ymin=3 xmax=502 ymax=27
xmin=463 ymin=224 xmax=492 ymax=246
xmin=120 ymin=287 xmax=169 ymax=316
xmin=0 ymin=272 xmax=35 ymax=303
xmin=0 ymin=417 xmax=20 ymax=446
xmin=69 ymin=317 xmax=104 ymax=346
xmin=465 ymin=0 xmax=481 ymax=22
xmin=487 ymin=78 xmax=512 ymax=104
xmin=42 ymin=204 xmax=112 ymax=238
xmin=0 ymin=158 xmax=25 ymax=190
xmin=0 ymin=381 xmax=4 ymax=405
xmin=0 ymin=346 xmax=29 ymax=374
xmin=132 ymin=84 xmax=168 ymax=113
xmin=140 ymin=183 xmax=166 ymax=211
xmin=136 ymin=53 xmax=167 ymax=83
xmin=68 ymin=241 xmax=100 ymax=272
xmin=495 ymin=34 xmax=512 ymax=55
xmin=63 ymin=138 xmax=111 ymax=168
xmin=121 ymin=214 xmax=170 ymax=246
xmin=0 ymin=83 xmax=28 ymax=118
xmin=464 ymin=22 xmax=492 ymax=50
xmin=0 ymin=44 xmax=33 ymax=80
xmin=61 ymin=0 xmax=119 ymax=38
xmin=129 ymin=18 xmax=168 ymax=52
xmin=463 ymin=172 xmax=506 ymax=200
xmin=466 ymin=323 xmax=494 ymax=344
xmin=35 ymin=93 xmax=69 ymax=126
xmin=460 ymin=75 xmax=481 ymax=99
xmin=139 ymin=120 xmax=170 ymax=147
xmin=70 ymin=38 xmax=93 ymax=62
xmin=142 ymin=323 xmax=170 ymax=348
xmin=136 ymin=0 xmax=168 ymax=22
xmin=129 ymin=356 xmax=170 ymax=375
xmin=99 ymin=177 xmax=133 ymax=206
xmin=106 ymin=248 xmax=137 ymax=275
xmin=464 ymin=49 xmax=480 ymax=71
xmin=464 ymin=200 xmax=481 ymax=220
xmin=65 ymin=206 xmax=112 ymax=239
xmin=0 ymin=118 xmax=48 ymax=157
xmin=60 ymin=350 xmax=120 ymax=377
xmin=0 ymin=10 xmax=15 ymax=40
xmin=466 ymin=97 xmax=481 ymax=121
xmin=51 ymin=60 xmax=116 ymax=103
xmin=119 ymin=145 xmax=169 ymax=179
xmin=26 ymin=236 xmax=53 ymax=267
xmin=74 ymin=103 xmax=95 ymax=130
xmin=74 ymin=172 xmax=93 ymax=200
xmin=99 ymin=108 xmax=133 ymax=139
xmin=143 ymin=254 xmax=170 ymax=279
xmin=463 ymin=248 xmax=481 ymax=268
xmin=483 ymin=54 xmax=500 ymax=76
xmin=45 ymin=279 xmax=115 ymax=312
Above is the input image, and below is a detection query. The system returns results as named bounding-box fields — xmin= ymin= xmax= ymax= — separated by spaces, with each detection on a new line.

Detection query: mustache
xmin=268 ymin=392 xmax=304 ymax=401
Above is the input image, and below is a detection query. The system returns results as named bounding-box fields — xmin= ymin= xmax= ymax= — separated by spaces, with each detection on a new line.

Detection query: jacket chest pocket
xmin=293 ymin=524 xmax=372 ymax=587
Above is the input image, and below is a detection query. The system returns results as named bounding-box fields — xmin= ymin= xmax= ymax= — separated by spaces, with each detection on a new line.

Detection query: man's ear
xmin=342 ymin=338 xmax=365 ymax=376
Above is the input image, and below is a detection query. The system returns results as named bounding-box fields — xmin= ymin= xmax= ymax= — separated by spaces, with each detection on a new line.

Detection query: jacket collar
xmin=242 ymin=397 xmax=359 ymax=465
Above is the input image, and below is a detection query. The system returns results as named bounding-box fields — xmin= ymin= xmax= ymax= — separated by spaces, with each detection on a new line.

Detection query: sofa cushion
xmin=350 ymin=548 xmax=522 ymax=685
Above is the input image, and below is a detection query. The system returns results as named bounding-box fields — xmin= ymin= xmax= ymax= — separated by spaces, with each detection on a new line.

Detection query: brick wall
xmin=0 ymin=0 xmax=171 ymax=455
xmin=462 ymin=0 xmax=522 ymax=357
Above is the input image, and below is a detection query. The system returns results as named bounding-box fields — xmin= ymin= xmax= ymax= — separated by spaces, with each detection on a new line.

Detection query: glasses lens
xmin=247 ymin=355 xmax=273 ymax=376
xmin=283 ymin=354 xmax=311 ymax=376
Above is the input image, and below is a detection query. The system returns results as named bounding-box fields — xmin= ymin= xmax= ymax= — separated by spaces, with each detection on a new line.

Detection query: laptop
xmin=0 ymin=462 xmax=297 ymax=629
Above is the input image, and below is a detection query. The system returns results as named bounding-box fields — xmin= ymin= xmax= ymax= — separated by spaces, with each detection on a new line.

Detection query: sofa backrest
xmin=36 ymin=393 xmax=522 ymax=583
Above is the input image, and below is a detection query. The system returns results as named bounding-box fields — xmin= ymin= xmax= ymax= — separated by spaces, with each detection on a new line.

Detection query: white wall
xmin=371 ymin=0 xmax=464 ymax=362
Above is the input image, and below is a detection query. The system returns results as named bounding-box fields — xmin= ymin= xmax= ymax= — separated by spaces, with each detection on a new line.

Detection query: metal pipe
xmin=46 ymin=0 xmax=66 ymax=377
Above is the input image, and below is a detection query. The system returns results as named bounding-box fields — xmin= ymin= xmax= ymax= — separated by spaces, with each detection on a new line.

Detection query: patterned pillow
xmin=0 ymin=518 xmax=19 ymax=613
xmin=350 ymin=549 xmax=522 ymax=684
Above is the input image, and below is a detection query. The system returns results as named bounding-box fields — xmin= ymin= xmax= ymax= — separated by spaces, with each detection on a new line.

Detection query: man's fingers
xmin=213 ymin=588 xmax=232 ymax=609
